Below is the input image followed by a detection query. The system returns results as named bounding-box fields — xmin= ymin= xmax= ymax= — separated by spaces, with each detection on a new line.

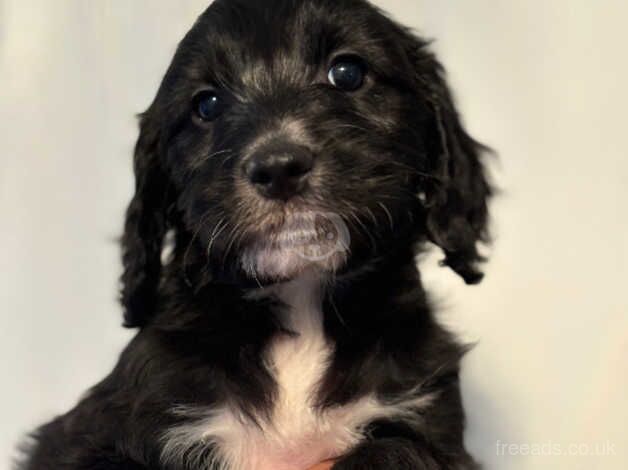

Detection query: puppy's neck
xmin=250 ymin=272 xmax=326 ymax=334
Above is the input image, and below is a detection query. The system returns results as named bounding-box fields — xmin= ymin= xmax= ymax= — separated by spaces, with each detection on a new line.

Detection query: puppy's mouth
xmin=239 ymin=210 xmax=350 ymax=281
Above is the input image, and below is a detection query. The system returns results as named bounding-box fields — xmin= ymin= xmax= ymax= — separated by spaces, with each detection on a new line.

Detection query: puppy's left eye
xmin=328 ymin=57 xmax=366 ymax=91
xmin=193 ymin=90 xmax=224 ymax=121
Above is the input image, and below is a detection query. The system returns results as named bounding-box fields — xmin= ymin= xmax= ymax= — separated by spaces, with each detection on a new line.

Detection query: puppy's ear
xmin=120 ymin=111 xmax=171 ymax=327
xmin=407 ymin=37 xmax=492 ymax=284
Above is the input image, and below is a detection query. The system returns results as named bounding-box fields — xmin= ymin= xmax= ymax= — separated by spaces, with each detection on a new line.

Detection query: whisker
xmin=251 ymin=268 xmax=263 ymax=289
xmin=183 ymin=211 xmax=214 ymax=287
xmin=377 ymin=202 xmax=395 ymax=231
xmin=206 ymin=217 xmax=228 ymax=260
xmin=222 ymin=151 xmax=238 ymax=168
xmin=334 ymin=123 xmax=370 ymax=133
xmin=221 ymin=220 xmax=246 ymax=270
xmin=365 ymin=207 xmax=378 ymax=226
xmin=384 ymin=158 xmax=444 ymax=183
xmin=345 ymin=206 xmax=377 ymax=253
xmin=208 ymin=148 xmax=233 ymax=159
xmin=192 ymin=149 xmax=233 ymax=169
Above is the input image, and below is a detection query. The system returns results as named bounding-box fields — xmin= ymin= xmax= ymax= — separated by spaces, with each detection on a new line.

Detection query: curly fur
xmin=19 ymin=1 xmax=491 ymax=469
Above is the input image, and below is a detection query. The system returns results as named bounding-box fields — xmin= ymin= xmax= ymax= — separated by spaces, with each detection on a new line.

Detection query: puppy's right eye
xmin=193 ymin=90 xmax=223 ymax=121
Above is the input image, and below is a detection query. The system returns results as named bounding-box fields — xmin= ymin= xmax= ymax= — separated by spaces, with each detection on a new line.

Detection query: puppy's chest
xmin=161 ymin=280 xmax=430 ymax=470
xmin=230 ymin=309 xmax=353 ymax=470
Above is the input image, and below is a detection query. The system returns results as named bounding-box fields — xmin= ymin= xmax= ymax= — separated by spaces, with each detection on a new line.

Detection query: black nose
xmin=244 ymin=144 xmax=314 ymax=200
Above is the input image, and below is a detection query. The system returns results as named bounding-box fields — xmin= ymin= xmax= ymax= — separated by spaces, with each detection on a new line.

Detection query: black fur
xmin=20 ymin=1 xmax=491 ymax=469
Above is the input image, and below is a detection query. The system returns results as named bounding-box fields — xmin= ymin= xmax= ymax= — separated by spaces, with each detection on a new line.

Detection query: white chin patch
xmin=241 ymin=246 xmax=339 ymax=280
xmin=240 ymin=211 xmax=350 ymax=281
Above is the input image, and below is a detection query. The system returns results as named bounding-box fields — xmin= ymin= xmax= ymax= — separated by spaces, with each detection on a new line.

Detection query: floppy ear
xmin=120 ymin=111 xmax=172 ymax=327
xmin=409 ymin=38 xmax=492 ymax=284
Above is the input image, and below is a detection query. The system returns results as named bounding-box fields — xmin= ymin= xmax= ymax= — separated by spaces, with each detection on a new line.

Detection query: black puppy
xmin=20 ymin=0 xmax=491 ymax=469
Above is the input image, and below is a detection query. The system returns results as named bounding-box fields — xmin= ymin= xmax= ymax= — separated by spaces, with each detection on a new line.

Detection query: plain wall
xmin=1 ymin=1 xmax=626 ymax=468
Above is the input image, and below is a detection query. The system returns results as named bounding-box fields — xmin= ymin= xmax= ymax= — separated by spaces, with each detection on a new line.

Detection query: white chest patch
xmin=161 ymin=276 xmax=435 ymax=470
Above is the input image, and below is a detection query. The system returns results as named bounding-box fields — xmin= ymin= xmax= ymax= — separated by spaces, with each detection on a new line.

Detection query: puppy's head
xmin=121 ymin=0 xmax=491 ymax=326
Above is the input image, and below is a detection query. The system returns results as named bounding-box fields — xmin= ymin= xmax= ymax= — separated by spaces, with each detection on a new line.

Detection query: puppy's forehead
xmin=183 ymin=0 xmax=395 ymax=93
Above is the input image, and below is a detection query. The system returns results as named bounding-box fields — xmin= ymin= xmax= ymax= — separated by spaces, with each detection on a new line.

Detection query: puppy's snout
xmin=244 ymin=143 xmax=313 ymax=200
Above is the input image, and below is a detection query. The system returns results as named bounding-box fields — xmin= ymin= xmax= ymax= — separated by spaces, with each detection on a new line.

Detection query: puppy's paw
xmin=307 ymin=460 xmax=337 ymax=470
xmin=331 ymin=438 xmax=439 ymax=470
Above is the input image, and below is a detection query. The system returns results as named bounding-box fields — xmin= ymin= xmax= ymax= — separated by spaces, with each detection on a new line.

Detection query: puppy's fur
xmin=20 ymin=1 xmax=491 ymax=469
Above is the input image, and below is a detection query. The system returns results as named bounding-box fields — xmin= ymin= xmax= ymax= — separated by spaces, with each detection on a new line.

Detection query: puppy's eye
xmin=327 ymin=57 xmax=366 ymax=91
xmin=193 ymin=90 xmax=223 ymax=121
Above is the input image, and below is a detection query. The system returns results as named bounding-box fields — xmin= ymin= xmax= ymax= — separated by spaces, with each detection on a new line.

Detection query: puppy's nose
xmin=244 ymin=144 xmax=313 ymax=200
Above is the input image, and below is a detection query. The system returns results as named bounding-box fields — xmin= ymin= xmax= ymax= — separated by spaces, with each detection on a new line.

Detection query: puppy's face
xmin=121 ymin=0 xmax=490 ymax=324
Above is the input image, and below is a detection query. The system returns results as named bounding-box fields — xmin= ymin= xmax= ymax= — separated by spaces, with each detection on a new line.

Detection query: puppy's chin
xmin=240 ymin=244 xmax=348 ymax=283
xmin=238 ymin=210 xmax=351 ymax=282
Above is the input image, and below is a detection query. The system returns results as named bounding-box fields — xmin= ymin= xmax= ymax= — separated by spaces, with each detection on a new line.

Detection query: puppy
xmin=20 ymin=0 xmax=491 ymax=469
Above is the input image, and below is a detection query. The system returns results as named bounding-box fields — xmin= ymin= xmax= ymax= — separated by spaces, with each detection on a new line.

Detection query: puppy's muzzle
xmin=244 ymin=142 xmax=314 ymax=200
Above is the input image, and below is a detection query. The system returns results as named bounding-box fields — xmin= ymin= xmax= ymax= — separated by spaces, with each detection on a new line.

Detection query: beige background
xmin=1 ymin=1 xmax=627 ymax=468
